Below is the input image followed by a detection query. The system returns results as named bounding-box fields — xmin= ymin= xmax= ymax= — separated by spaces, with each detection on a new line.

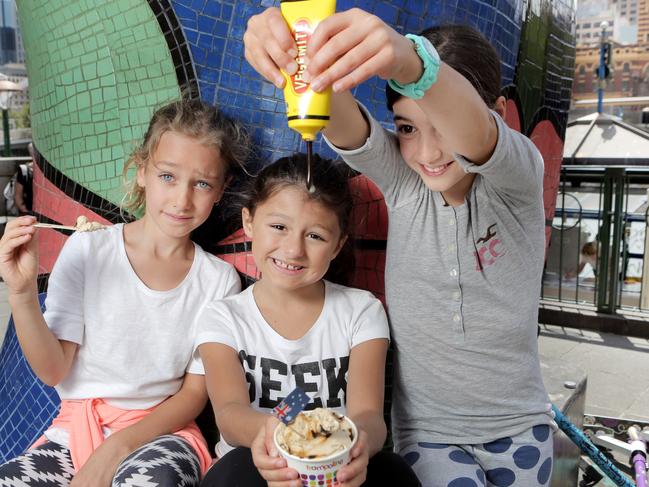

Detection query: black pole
xmin=2 ymin=108 xmax=10 ymax=156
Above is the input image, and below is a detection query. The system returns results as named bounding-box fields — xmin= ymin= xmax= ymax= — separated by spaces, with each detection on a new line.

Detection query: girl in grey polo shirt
xmin=244 ymin=7 xmax=553 ymax=487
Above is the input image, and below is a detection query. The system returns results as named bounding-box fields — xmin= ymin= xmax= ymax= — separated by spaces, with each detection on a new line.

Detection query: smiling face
xmin=393 ymin=97 xmax=475 ymax=200
xmin=136 ymin=130 xmax=227 ymax=240
xmin=242 ymin=185 xmax=347 ymax=294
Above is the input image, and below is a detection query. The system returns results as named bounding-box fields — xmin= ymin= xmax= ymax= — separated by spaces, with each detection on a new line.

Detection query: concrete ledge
xmin=539 ymin=301 xmax=649 ymax=339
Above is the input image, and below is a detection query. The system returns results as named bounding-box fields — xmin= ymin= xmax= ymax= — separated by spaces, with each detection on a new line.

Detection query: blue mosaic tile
xmin=0 ymin=294 xmax=60 ymax=463
xmin=169 ymin=0 xmax=525 ymax=163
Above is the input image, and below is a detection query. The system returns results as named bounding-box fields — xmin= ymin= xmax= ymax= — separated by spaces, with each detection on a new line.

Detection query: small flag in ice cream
xmin=273 ymin=387 xmax=310 ymax=424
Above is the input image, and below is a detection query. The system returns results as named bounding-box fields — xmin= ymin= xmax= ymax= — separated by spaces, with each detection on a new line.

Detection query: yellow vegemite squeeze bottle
xmin=280 ymin=0 xmax=336 ymax=141
xmin=280 ymin=0 xmax=336 ymax=188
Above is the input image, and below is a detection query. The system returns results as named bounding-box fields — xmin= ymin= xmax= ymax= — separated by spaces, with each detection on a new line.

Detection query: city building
xmin=13 ymin=3 xmax=23 ymax=63
xmin=0 ymin=0 xmax=17 ymax=65
xmin=576 ymin=13 xmax=615 ymax=46
xmin=617 ymin=0 xmax=640 ymax=21
xmin=576 ymin=0 xmax=638 ymax=45
xmin=572 ymin=0 xmax=649 ymax=122
xmin=0 ymin=62 xmax=27 ymax=111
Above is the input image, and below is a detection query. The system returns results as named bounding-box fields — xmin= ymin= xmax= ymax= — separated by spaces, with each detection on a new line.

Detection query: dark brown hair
xmin=387 ymin=24 xmax=502 ymax=110
xmin=242 ymin=153 xmax=355 ymax=284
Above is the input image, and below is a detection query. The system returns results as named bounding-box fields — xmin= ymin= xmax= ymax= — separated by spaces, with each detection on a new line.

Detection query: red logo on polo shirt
xmin=474 ymin=224 xmax=506 ymax=271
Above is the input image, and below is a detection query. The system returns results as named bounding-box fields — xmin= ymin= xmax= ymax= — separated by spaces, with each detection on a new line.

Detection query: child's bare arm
xmin=305 ymin=9 xmax=497 ymax=164
xmin=0 ymin=216 xmax=77 ymax=385
xmin=10 ymin=292 xmax=77 ymax=386
xmin=70 ymin=372 xmax=208 ymax=487
xmin=323 ymin=91 xmax=369 ymax=151
xmin=14 ymin=181 xmax=27 ymax=214
xmin=200 ymin=342 xmax=268 ymax=447
xmin=336 ymin=337 xmax=388 ymax=485
xmin=346 ymin=338 xmax=389 ymax=455
xmin=416 ymin=65 xmax=498 ymax=165
xmin=201 ymin=342 xmax=300 ymax=484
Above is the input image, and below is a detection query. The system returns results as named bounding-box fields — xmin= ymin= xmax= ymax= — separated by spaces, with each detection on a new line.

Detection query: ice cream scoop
xmin=275 ymin=408 xmax=354 ymax=459
xmin=34 ymin=215 xmax=107 ymax=232
xmin=74 ymin=215 xmax=106 ymax=232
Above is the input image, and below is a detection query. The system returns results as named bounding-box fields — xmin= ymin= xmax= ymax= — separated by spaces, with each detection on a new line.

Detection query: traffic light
xmin=594 ymin=65 xmax=610 ymax=79
xmin=594 ymin=42 xmax=613 ymax=79
xmin=603 ymin=42 xmax=613 ymax=67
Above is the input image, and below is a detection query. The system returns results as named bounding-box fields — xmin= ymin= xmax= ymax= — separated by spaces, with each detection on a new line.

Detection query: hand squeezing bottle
xmin=280 ymin=0 xmax=336 ymax=189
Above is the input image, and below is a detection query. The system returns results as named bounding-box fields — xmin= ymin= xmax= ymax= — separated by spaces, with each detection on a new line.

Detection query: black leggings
xmin=0 ymin=435 xmax=201 ymax=487
xmin=201 ymin=447 xmax=421 ymax=487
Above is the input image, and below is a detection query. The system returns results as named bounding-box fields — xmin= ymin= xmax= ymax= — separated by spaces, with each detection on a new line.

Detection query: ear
xmin=135 ymin=161 xmax=146 ymax=188
xmin=242 ymin=207 xmax=254 ymax=239
xmin=331 ymin=234 xmax=348 ymax=260
xmin=493 ymin=95 xmax=507 ymax=119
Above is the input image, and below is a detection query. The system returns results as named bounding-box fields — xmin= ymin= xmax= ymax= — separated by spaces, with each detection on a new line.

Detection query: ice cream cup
xmin=274 ymin=415 xmax=358 ymax=487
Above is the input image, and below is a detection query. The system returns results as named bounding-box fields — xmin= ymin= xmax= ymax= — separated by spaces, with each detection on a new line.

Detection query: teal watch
xmin=388 ymin=34 xmax=441 ymax=99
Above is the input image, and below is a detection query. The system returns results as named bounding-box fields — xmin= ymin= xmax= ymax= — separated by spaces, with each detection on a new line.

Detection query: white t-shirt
xmin=43 ymin=223 xmax=241 ymax=410
xmin=195 ymin=280 xmax=390 ymax=457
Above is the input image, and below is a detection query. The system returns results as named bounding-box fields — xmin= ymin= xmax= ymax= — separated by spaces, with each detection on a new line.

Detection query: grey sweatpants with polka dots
xmin=400 ymin=424 xmax=553 ymax=487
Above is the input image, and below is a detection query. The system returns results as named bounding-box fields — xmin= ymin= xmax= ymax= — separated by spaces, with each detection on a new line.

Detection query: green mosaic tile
xmin=83 ymin=37 xmax=97 ymax=52
xmin=17 ymin=0 xmax=180 ymax=204
xmin=103 ymin=86 xmax=117 ymax=101
xmin=86 ymin=137 xmax=98 ymax=151
xmin=97 ymin=60 xmax=112 ymax=78
xmin=95 ymin=164 xmax=106 ymax=181
xmin=82 ymin=64 xmax=97 ymax=81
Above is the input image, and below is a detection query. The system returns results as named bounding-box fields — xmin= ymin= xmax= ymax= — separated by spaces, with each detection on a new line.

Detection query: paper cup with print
xmin=274 ymin=409 xmax=358 ymax=487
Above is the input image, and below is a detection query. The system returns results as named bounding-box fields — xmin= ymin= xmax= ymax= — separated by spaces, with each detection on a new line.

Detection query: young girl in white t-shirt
xmin=196 ymin=154 xmax=421 ymax=487
xmin=0 ymin=99 xmax=249 ymax=487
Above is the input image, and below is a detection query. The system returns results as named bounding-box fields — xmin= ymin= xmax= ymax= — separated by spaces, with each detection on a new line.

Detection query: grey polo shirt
xmin=324 ymin=105 xmax=552 ymax=450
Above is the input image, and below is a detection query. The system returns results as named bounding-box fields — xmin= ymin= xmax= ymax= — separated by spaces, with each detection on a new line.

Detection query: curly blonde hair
xmin=122 ymin=99 xmax=249 ymax=216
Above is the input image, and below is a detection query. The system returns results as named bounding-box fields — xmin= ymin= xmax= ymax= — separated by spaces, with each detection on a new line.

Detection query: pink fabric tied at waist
xmin=31 ymin=399 xmax=212 ymax=476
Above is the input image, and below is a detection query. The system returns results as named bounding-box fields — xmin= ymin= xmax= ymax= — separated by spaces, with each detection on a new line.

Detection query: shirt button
xmin=448 ymin=218 xmax=455 ymax=226
xmin=448 ymin=243 xmax=456 ymax=251
xmin=450 ymin=269 xmax=458 ymax=277
xmin=452 ymin=291 xmax=461 ymax=300
xmin=453 ymin=313 xmax=461 ymax=323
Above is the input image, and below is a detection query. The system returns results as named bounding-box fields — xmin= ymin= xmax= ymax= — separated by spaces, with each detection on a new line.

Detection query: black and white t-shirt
xmin=195 ymin=280 xmax=389 ymax=457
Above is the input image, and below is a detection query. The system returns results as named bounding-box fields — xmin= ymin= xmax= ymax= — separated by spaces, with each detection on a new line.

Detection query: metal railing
xmin=543 ymin=165 xmax=649 ymax=314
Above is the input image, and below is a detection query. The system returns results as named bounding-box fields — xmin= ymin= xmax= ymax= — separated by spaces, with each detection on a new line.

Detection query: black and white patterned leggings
xmin=0 ymin=434 xmax=202 ymax=487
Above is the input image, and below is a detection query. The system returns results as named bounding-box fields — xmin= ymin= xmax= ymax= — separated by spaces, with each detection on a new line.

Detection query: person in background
xmin=14 ymin=142 xmax=35 ymax=215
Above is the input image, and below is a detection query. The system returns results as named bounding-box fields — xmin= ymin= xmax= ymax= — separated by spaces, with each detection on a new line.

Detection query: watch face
xmin=419 ymin=37 xmax=440 ymax=63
